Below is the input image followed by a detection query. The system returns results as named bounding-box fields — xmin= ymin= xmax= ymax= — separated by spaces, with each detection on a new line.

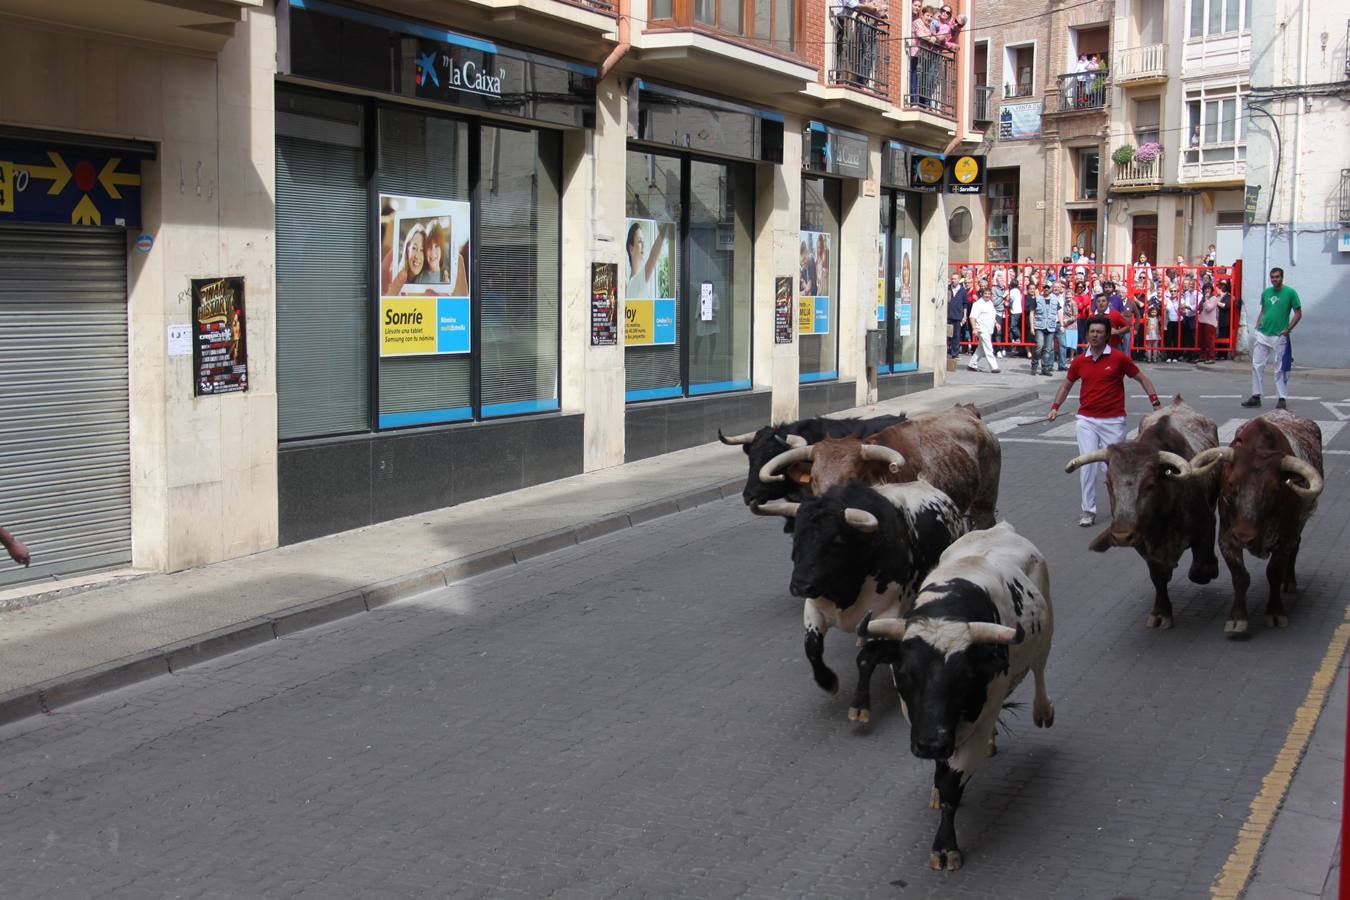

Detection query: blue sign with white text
xmin=0 ymin=141 xmax=142 ymax=228
xmin=437 ymin=297 xmax=471 ymax=353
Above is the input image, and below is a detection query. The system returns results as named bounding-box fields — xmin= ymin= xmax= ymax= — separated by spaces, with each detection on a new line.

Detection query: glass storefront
xmin=275 ymin=86 xmax=563 ymax=437
xmin=799 ymin=176 xmax=841 ymax=381
xmin=623 ymin=150 xmax=754 ymax=401
xmin=880 ymin=190 xmax=921 ymax=372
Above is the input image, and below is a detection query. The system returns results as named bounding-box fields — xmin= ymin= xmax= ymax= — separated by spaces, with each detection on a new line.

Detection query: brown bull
xmin=1063 ymin=397 xmax=1220 ymax=630
xmin=1189 ymin=410 xmax=1324 ymax=636
xmin=754 ymin=404 xmax=1001 ymax=529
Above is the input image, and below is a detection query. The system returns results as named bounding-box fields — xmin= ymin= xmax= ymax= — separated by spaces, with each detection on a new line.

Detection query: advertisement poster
xmin=999 ymin=102 xmax=1043 ymax=140
xmin=898 ymin=237 xmax=914 ymax=337
xmin=379 ymin=194 xmax=471 ymax=356
xmin=798 ymin=230 xmax=831 ymax=335
xmin=623 ymin=217 xmax=677 ymax=346
xmin=774 ymin=276 xmax=793 ymax=344
xmin=191 ymin=277 xmax=248 ymax=396
xmin=590 ymin=262 xmax=619 ymax=346
xmin=876 ymin=232 xmax=886 ymax=325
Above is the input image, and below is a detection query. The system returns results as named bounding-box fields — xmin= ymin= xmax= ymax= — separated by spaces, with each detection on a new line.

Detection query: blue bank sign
xmin=0 ymin=140 xmax=143 ymax=228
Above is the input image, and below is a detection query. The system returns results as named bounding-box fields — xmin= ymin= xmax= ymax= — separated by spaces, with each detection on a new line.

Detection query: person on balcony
xmin=909 ymin=5 xmax=941 ymax=108
xmin=837 ymin=0 xmax=888 ymax=88
xmin=943 ymin=10 xmax=967 ymax=50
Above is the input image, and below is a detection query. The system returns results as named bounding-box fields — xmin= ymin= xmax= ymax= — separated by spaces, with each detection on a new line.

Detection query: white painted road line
xmin=1214 ymin=419 xmax=1343 ymax=446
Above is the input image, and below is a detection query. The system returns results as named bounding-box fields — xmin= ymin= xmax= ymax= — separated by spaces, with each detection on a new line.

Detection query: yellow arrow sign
xmin=98 ymin=158 xmax=140 ymax=200
xmin=72 ymin=194 xmax=101 ymax=226
xmin=17 ymin=151 xmax=72 ymax=195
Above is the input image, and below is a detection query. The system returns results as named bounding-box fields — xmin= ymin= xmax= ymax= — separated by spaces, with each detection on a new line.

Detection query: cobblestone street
xmin=0 ymin=369 xmax=1346 ymax=899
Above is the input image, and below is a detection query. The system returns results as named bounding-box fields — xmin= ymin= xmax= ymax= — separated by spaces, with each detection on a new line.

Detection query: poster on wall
xmin=876 ymin=233 xmax=886 ymax=325
xmin=623 ymin=217 xmax=677 ymax=346
xmin=998 ymin=102 xmax=1043 ymax=140
xmin=798 ymin=230 xmax=831 ymax=335
xmin=774 ymin=276 xmax=793 ymax=344
xmin=897 ymin=237 xmax=914 ymax=337
xmin=378 ymin=194 xmax=472 ymax=357
xmin=191 ymin=277 xmax=248 ymax=396
xmin=590 ymin=262 xmax=619 ymax=346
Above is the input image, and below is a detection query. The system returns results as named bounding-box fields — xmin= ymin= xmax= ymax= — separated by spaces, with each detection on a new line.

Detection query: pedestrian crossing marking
xmin=1216 ymin=419 xmax=1345 ymax=446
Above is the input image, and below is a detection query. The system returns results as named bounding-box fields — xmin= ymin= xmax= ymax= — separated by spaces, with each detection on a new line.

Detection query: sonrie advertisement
xmin=379 ymin=194 xmax=471 ymax=357
xmin=623 ymin=217 xmax=676 ymax=346
xmin=191 ymin=277 xmax=248 ymax=396
xmin=798 ymin=230 xmax=831 ymax=335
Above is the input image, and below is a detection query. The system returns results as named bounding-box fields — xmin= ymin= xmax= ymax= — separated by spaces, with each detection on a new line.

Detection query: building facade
xmin=0 ymin=0 xmax=984 ymax=590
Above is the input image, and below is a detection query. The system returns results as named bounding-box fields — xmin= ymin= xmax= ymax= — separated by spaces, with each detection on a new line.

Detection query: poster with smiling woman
xmin=379 ymin=194 xmax=472 ymax=356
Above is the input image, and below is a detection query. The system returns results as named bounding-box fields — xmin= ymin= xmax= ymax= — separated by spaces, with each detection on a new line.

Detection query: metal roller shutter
xmin=0 ymin=226 xmax=130 ymax=589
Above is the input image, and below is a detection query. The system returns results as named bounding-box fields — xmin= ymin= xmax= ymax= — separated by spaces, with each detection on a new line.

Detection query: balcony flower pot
xmin=1133 ymin=142 xmax=1163 ymax=165
xmin=1111 ymin=144 xmax=1136 ymax=166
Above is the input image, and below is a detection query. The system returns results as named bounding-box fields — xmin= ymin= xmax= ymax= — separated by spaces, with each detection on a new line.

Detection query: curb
xmin=0 ymin=390 xmax=1039 ymax=729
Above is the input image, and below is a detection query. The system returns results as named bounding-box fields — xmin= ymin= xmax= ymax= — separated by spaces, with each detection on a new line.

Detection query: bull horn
xmin=968 ymin=622 xmax=1024 ymax=645
xmin=1064 ymin=449 xmax=1110 ymax=474
xmin=759 ymin=445 xmax=814 ymax=483
xmin=750 ymin=499 xmax=800 ymax=518
xmin=1156 ymin=451 xmax=1192 ymax=479
xmin=862 ymin=614 xmax=908 ymax=640
xmin=843 ymin=508 xmax=879 ymax=532
xmin=717 ymin=428 xmax=757 ymax=445
xmin=1281 ymin=456 xmax=1324 ymax=500
xmin=859 ymin=444 xmax=906 ymax=474
xmin=1189 ymin=446 xmax=1234 ymax=475
xmin=785 ymin=433 xmax=808 ymax=448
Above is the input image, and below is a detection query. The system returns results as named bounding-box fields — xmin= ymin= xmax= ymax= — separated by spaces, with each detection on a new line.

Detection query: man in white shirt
xmin=1007 ymin=278 xmax=1025 ymax=358
xmin=966 ymin=287 xmax=1000 ymax=373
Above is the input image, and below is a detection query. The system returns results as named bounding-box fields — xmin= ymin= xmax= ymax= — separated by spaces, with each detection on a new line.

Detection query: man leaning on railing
xmin=837 ymin=0 xmax=889 ymax=88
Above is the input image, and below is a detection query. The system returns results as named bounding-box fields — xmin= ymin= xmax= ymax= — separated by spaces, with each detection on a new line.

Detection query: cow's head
xmin=758 ymin=436 xmax=906 ymax=499
xmin=1191 ymin=420 xmax=1323 ymax=551
xmin=860 ymin=597 xmax=1022 ymax=760
xmin=1065 ymin=442 xmax=1193 ymax=551
xmin=784 ymin=482 xmax=905 ymax=608
xmin=721 ymin=426 xmax=811 ymax=508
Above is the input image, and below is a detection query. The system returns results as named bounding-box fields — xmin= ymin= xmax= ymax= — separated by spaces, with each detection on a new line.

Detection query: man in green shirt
xmin=1242 ymin=267 xmax=1302 ymax=410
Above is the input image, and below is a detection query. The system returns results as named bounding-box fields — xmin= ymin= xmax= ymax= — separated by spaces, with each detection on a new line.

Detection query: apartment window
xmin=1004 ymin=44 xmax=1036 ymax=97
xmin=1077 ymin=149 xmax=1100 ymax=199
xmin=652 ymin=0 xmax=798 ymax=54
xmin=1188 ymin=0 xmax=1249 ymax=37
xmin=1133 ymin=97 xmax=1161 ymax=145
xmin=1185 ymin=87 xmax=1247 ymax=163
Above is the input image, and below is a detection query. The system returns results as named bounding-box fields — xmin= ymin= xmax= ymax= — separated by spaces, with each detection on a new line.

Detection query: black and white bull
xmin=858 ymin=522 xmax=1054 ymax=871
xmin=757 ymin=479 xmax=967 ymax=723
xmin=1063 ymin=396 xmax=1220 ymax=629
xmin=1189 ymin=410 xmax=1324 ymax=635
xmin=719 ymin=414 xmax=907 ymax=519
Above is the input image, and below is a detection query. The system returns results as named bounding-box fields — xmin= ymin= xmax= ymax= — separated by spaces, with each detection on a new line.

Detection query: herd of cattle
xmin=717 ymin=398 xmax=1325 ymax=872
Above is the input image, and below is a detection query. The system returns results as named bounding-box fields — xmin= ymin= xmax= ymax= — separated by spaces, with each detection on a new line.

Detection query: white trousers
xmin=969 ymin=330 xmax=999 ymax=371
xmin=1250 ymin=331 xmax=1289 ymax=400
xmin=1076 ymin=415 xmax=1127 ymax=515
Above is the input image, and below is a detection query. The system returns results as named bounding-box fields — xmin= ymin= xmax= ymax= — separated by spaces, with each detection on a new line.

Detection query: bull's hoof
xmin=928 ymin=787 xmax=940 ymax=810
xmin=1267 ymin=614 xmax=1289 ymax=628
xmin=1189 ymin=561 xmax=1220 ymax=585
xmin=848 ymin=706 xmax=871 ymax=724
xmin=1224 ymin=619 xmax=1250 ymax=637
xmin=929 ymin=849 xmax=963 ymax=871
xmin=1034 ymin=705 xmax=1055 ymax=728
xmin=1145 ymin=614 xmax=1173 ymax=630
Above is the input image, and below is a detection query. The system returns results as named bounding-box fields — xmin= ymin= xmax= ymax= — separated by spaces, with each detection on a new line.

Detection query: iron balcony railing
xmin=903 ymin=38 xmax=957 ymax=118
xmin=1045 ymin=70 xmax=1107 ymax=114
xmin=829 ymin=7 xmax=890 ymax=96
xmin=1339 ymin=168 xmax=1350 ymax=225
xmin=972 ymin=84 xmax=994 ymax=123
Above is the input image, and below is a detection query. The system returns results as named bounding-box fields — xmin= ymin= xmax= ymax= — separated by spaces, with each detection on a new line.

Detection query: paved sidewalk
xmin=0 ymin=378 xmax=1037 ymax=726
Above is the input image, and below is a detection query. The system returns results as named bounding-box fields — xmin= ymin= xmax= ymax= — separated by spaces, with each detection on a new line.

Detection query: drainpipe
xmin=599 ymin=0 xmax=631 ymax=81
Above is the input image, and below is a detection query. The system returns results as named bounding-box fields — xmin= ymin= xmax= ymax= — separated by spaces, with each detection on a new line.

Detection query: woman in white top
xmin=626 ymin=221 xmax=671 ymax=300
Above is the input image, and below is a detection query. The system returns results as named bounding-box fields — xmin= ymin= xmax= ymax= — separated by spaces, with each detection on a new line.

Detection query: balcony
xmin=1114 ymin=43 xmax=1168 ymax=84
xmin=828 ymin=7 xmax=890 ymax=97
xmin=558 ymin=0 xmax=615 ymax=9
xmin=1339 ymin=169 xmax=1350 ymax=225
xmin=902 ymin=39 xmax=957 ymax=119
xmin=1113 ymin=153 xmax=1163 ymax=189
xmin=1179 ymin=145 xmax=1246 ymax=186
xmin=972 ymin=85 xmax=994 ymax=124
xmin=1043 ymin=71 xmax=1107 ymax=116
xmin=0 ymin=0 xmax=259 ymax=52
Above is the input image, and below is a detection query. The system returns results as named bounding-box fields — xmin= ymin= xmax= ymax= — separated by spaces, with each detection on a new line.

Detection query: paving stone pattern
xmin=0 ymin=374 xmax=1347 ymax=899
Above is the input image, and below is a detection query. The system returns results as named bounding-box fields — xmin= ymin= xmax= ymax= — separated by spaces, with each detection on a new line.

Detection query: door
xmin=1132 ymin=224 xmax=1158 ymax=265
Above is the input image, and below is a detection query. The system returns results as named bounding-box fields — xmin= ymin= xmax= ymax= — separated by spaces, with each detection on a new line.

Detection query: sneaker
xmin=996 ymin=351 xmax=1005 ymax=358
xmin=1240 ymin=395 xmax=1262 ymax=408
xmin=1276 ymin=398 xmax=1287 ymax=410
xmin=1078 ymin=513 xmax=1095 ymax=527
xmin=967 ymin=364 xmax=980 ymax=372
xmin=1042 ymin=370 xmax=1055 ymax=377
xmin=991 ymin=367 xmax=1002 ymax=374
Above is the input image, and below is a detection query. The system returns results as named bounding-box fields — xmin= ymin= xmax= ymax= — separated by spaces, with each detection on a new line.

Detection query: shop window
xmin=687 ymin=160 xmax=753 ymax=394
xmin=882 ymin=191 xmax=920 ymax=373
xmin=986 ymin=177 xmax=1017 ymax=262
xmin=276 ymin=91 xmax=370 ymax=440
xmin=799 ymin=177 xmax=841 ymax=382
xmin=625 ymin=151 xmax=683 ymax=400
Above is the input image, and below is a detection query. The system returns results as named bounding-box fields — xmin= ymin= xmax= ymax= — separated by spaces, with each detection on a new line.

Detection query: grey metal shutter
xmin=275 ymin=90 xmax=370 ymax=440
xmin=0 ymin=226 xmax=130 ymax=588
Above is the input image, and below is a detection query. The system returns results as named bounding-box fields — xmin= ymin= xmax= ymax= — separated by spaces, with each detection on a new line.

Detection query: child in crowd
xmin=1144 ymin=307 xmax=1162 ymax=363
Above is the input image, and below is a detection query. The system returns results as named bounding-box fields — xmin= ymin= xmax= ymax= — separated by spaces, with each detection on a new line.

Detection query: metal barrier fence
xmin=948 ymin=261 xmax=1244 ymax=361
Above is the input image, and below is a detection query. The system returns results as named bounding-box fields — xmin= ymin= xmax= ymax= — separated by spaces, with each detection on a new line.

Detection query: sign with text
xmin=623 ymin=217 xmax=677 ymax=346
xmin=590 ymin=262 xmax=619 ymax=346
xmin=191 ymin=277 xmax=248 ymax=396
xmin=0 ymin=140 xmax=142 ymax=227
xmin=999 ymin=102 xmax=1043 ymax=140
xmin=379 ymin=296 xmax=470 ymax=355
xmin=379 ymin=193 xmax=472 ymax=356
xmin=774 ymin=276 xmax=793 ymax=344
xmin=946 ymin=155 xmax=986 ymax=194
xmin=798 ymin=230 xmax=832 ymax=335
xmin=910 ymin=155 xmax=945 ymax=192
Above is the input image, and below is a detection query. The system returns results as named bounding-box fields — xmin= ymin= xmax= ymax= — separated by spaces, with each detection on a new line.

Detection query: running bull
xmin=1189 ymin=410 xmax=1324 ymax=635
xmin=858 ymin=522 xmax=1054 ymax=871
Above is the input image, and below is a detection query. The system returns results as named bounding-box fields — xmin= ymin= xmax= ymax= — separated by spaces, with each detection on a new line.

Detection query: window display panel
xmin=687 ymin=159 xmax=753 ymax=394
xmin=479 ymin=126 xmax=562 ymax=417
xmin=377 ymin=108 xmax=472 ymax=427
xmin=625 ymin=151 xmax=682 ymax=401
xmin=891 ymin=193 xmax=920 ymax=371
xmin=799 ymin=177 xmax=840 ymax=381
